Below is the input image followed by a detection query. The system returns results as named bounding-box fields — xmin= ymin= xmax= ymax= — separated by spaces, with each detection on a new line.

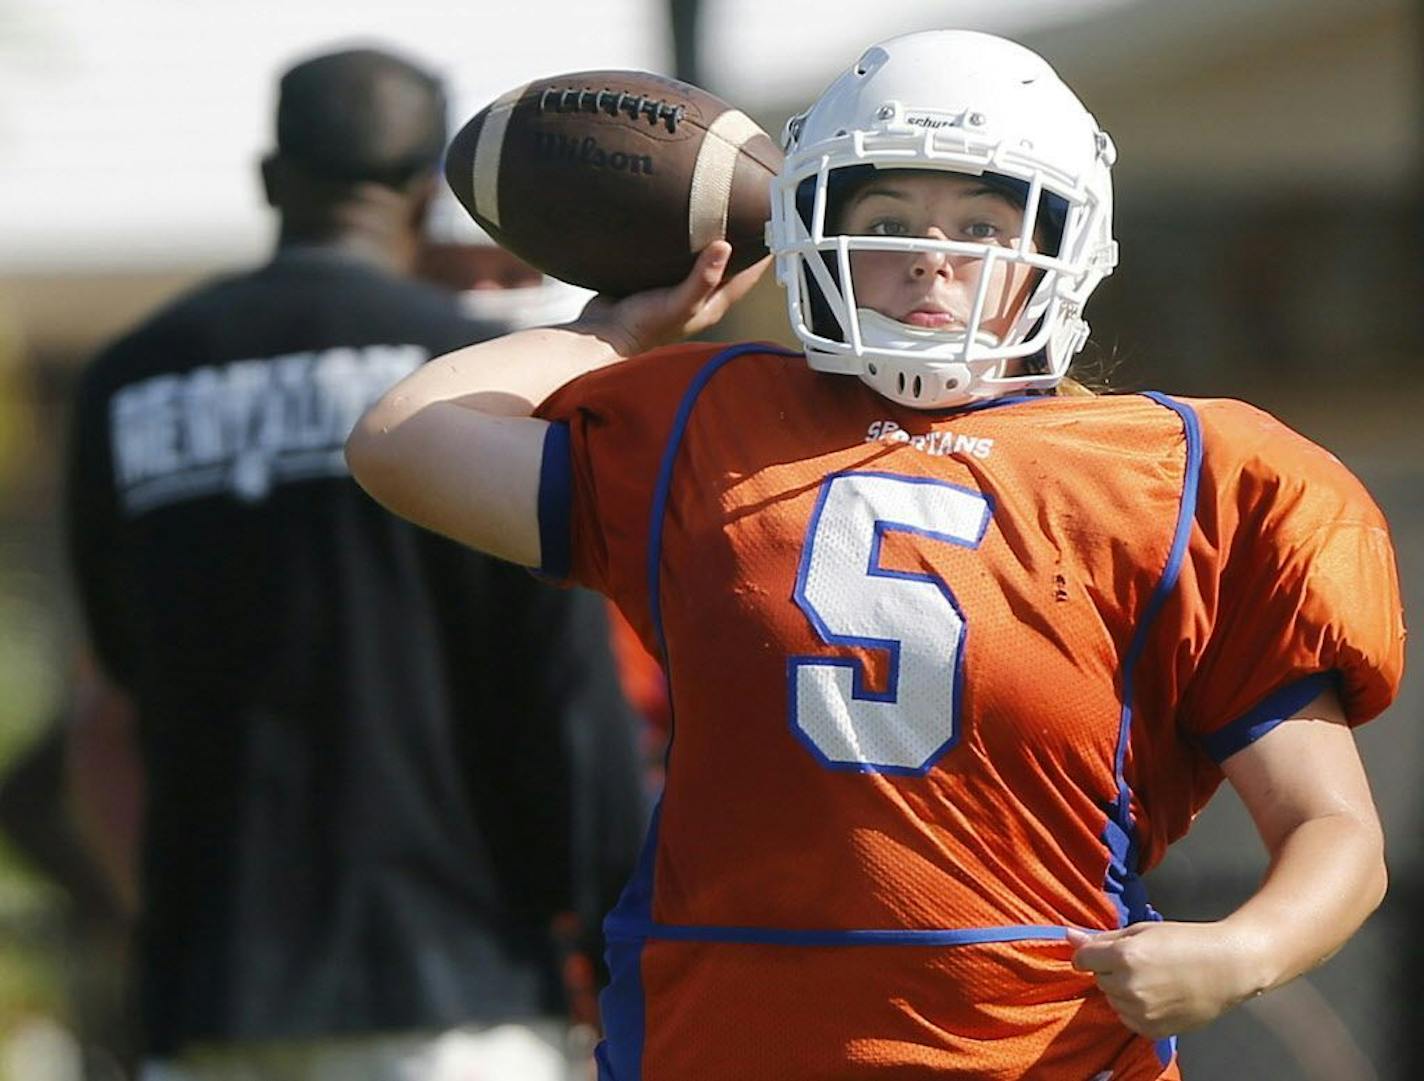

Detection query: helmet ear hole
xmin=912 ymin=375 xmax=923 ymax=398
xmin=896 ymin=371 xmax=906 ymax=394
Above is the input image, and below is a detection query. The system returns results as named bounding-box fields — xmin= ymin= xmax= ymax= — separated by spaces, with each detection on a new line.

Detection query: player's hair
xmin=1054 ymin=339 xmax=1123 ymax=397
xmin=275 ymin=47 xmax=447 ymax=189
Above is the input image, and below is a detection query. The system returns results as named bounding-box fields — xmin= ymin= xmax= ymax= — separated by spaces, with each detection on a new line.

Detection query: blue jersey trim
xmin=1102 ymin=392 xmax=1203 ymax=927
xmin=646 ymin=342 xmax=799 ymax=656
xmin=900 ymin=391 xmax=1068 ymax=418
xmin=957 ymin=392 xmax=1062 ymax=414
xmin=604 ymin=917 xmax=1070 ymax=947
xmin=595 ymin=802 xmax=664 ymax=1081
xmin=786 ymin=470 xmax=992 ymax=776
xmin=594 ymin=1044 xmax=620 ymax=1081
xmin=536 ymin=420 xmax=573 ymax=579
xmin=598 ymin=343 xmax=796 ymax=1081
xmin=1157 ymin=1036 xmax=1178 ymax=1068
xmin=1199 ymin=671 xmax=1339 ymax=763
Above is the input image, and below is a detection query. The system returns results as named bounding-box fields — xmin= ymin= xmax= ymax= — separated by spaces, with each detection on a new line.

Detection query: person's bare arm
xmin=64 ymin=665 xmax=145 ymax=919
xmin=345 ymin=242 xmax=767 ymax=566
xmin=1068 ymin=687 xmax=1385 ymax=1037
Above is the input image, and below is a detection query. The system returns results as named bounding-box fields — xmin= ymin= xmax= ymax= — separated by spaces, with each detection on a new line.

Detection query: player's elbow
xmin=344 ymin=402 xmax=406 ymax=509
xmin=1370 ymin=855 xmax=1389 ymax=914
xmin=343 ymin=409 xmax=379 ymax=488
xmin=1361 ymin=820 xmax=1389 ymax=915
xmin=1344 ymin=798 xmax=1389 ymax=912
xmin=1327 ymin=805 xmax=1389 ymax=920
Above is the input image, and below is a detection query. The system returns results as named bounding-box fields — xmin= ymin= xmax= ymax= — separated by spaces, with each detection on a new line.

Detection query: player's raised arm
xmin=344 ymin=241 xmax=766 ymax=566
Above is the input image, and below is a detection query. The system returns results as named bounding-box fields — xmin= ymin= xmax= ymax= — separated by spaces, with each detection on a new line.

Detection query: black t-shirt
xmin=65 ymin=246 xmax=647 ymax=1054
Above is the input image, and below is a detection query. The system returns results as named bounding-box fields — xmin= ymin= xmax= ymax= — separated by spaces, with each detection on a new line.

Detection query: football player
xmin=346 ymin=30 xmax=1404 ymax=1081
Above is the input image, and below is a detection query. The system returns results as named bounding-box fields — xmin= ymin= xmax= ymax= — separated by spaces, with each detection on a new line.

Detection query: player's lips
xmin=900 ymin=308 xmax=964 ymax=329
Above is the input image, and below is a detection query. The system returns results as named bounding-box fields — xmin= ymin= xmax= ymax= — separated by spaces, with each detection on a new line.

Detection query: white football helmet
xmin=768 ymin=30 xmax=1118 ymax=409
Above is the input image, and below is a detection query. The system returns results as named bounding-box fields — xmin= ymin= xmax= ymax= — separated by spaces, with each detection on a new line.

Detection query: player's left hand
xmin=1066 ymin=922 xmax=1263 ymax=1039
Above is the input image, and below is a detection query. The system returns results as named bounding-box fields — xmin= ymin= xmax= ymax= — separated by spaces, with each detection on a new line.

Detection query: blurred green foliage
xmin=0 ymin=296 xmax=75 ymax=1078
xmin=0 ymin=616 xmax=73 ymax=1066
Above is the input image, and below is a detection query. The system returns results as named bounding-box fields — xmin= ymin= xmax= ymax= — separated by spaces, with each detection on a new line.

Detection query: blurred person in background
xmin=416 ymin=196 xmax=673 ymax=762
xmin=63 ymin=45 xmax=645 ymax=1081
xmin=417 ymin=196 xmax=668 ymax=1024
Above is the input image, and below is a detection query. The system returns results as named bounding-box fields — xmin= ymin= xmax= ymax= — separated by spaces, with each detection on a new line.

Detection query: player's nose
xmin=909 ymin=228 xmax=954 ymax=279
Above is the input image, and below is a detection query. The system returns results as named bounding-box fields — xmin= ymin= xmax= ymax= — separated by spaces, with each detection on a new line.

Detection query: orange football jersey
xmin=606 ymin=600 xmax=671 ymax=734
xmin=534 ymin=342 xmax=1405 ymax=1081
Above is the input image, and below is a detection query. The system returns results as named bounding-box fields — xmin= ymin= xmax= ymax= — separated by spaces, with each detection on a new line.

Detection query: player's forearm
xmin=1220 ymin=809 xmax=1386 ymax=997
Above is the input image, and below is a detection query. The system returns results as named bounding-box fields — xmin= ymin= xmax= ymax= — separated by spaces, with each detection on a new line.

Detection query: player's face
xmin=836 ymin=172 xmax=1040 ymax=341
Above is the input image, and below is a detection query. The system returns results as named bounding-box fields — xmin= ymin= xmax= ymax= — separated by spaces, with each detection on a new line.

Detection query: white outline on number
xmin=788 ymin=471 xmax=992 ymax=774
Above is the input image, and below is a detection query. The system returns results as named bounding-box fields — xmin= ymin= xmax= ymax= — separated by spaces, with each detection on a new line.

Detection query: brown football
xmin=444 ymin=70 xmax=783 ymax=297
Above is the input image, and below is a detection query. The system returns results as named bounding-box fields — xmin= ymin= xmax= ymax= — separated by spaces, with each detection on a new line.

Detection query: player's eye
xmin=864 ymin=217 xmax=912 ymax=237
xmin=962 ymin=220 xmax=1004 ymax=242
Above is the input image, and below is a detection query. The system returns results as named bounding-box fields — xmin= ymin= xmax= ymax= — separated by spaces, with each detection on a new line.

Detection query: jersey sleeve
xmin=1176 ymin=399 xmax=1405 ymax=762
xmin=533 ymin=343 xmax=721 ymax=654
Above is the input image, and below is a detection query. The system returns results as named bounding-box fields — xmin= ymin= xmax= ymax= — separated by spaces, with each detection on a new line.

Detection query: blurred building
xmin=1019 ymin=0 xmax=1422 ymax=393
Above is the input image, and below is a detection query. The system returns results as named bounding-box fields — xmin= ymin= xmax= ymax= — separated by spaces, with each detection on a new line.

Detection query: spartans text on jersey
xmin=865 ymin=420 xmax=994 ymax=460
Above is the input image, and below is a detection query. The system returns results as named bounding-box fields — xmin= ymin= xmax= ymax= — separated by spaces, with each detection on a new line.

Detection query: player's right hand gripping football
xmin=573 ymin=241 xmax=771 ymax=360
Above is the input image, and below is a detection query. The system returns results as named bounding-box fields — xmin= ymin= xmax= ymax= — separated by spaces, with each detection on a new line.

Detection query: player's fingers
xmin=1076 ymin=924 xmax=1145 ymax=950
xmin=717 ymin=254 xmax=772 ymax=303
xmin=579 ymin=295 xmax=617 ymax=322
xmin=1069 ymin=935 xmax=1120 ymax=975
xmin=1101 ymin=990 xmax=1151 ymax=1034
xmin=639 ymin=242 xmax=725 ymax=325
xmin=679 ymin=242 xmax=732 ymax=305
xmin=681 ymin=253 xmax=769 ymax=336
xmin=1090 ymin=968 xmax=1132 ymax=996
xmin=607 ymin=243 xmax=732 ymax=352
xmin=696 ymin=255 xmax=771 ymax=325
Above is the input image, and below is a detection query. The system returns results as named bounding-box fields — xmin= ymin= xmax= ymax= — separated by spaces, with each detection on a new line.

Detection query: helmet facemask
xmin=768 ymin=31 xmax=1118 ymax=410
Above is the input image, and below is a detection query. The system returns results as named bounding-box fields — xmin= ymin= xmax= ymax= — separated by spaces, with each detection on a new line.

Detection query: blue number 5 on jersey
xmin=789 ymin=471 xmax=992 ymax=775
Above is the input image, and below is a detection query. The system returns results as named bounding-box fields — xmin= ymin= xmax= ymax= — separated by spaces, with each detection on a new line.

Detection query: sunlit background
xmin=1 ymin=0 xmax=1419 ymax=1078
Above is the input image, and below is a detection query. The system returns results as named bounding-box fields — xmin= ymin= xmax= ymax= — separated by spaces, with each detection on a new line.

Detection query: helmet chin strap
xmin=848 ymin=310 xmax=1019 ymax=413
xmin=853 ymin=309 xmax=1010 ymax=409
